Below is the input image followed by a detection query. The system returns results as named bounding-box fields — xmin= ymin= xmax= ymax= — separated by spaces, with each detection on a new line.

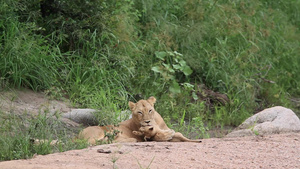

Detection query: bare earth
xmin=0 ymin=133 xmax=299 ymax=169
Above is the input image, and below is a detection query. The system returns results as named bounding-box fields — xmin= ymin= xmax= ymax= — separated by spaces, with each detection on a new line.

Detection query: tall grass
xmin=136 ymin=0 xmax=300 ymax=125
xmin=0 ymin=110 xmax=88 ymax=161
xmin=0 ymin=19 xmax=59 ymax=90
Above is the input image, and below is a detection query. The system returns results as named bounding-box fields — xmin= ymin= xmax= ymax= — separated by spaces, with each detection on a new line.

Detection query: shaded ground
xmin=0 ymin=133 xmax=299 ymax=169
xmin=0 ymin=89 xmax=71 ymax=116
xmin=0 ymin=89 xmax=81 ymax=136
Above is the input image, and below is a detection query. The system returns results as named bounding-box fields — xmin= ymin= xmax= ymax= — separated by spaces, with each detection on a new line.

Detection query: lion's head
xmin=132 ymin=125 xmax=157 ymax=141
xmin=133 ymin=125 xmax=175 ymax=142
xmin=139 ymin=125 xmax=156 ymax=138
xmin=128 ymin=96 xmax=157 ymax=126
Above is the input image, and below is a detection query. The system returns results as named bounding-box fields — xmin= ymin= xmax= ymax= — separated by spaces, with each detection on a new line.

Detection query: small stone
xmin=97 ymin=149 xmax=112 ymax=154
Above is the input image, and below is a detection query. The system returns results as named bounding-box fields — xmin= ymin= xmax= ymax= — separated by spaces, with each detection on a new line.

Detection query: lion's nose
xmin=145 ymin=120 xmax=150 ymax=124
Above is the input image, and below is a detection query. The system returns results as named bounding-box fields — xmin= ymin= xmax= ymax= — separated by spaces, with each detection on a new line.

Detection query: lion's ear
xmin=147 ymin=96 xmax=156 ymax=106
xmin=128 ymin=101 xmax=136 ymax=111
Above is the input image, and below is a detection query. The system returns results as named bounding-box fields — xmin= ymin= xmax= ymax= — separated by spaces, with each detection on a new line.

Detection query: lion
xmin=78 ymin=96 xmax=175 ymax=145
xmin=132 ymin=124 xmax=202 ymax=143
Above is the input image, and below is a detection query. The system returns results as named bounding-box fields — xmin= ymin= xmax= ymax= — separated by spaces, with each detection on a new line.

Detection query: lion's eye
xmin=149 ymin=109 xmax=152 ymax=113
xmin=138 ymin=111 xmax=143 ymax=115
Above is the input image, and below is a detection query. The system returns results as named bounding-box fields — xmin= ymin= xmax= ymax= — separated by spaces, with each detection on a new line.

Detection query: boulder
xmin=62 ymin=109 xmax=132 ymax=126
xmin=62 ymin=109 xmax=98 ymax=125
xmin=226 ymin=106 xmax=300 ymax=137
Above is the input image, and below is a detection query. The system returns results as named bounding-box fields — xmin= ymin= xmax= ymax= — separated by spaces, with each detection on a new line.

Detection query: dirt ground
xmin=0 ymin=133 xmax=299 ymax=169
xmin=0 ymin=89 xmax=72 ymax=116
xmin=0 ymin=89 xmax=300 ymax=168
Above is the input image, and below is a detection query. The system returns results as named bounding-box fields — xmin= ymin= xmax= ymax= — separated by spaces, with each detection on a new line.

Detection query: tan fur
xmin=78 ymin=97 xmax=174 ymax=145
xmin=133 ymin=124 xmax=202 ymax=143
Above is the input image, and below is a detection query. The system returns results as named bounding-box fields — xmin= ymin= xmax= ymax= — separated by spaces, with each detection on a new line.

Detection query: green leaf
xmin=173 ymin=64 xmax=181 ymax=70
xmin=182 ymin=65 xmax=193 ymax=76
xmin=180 ymin=110 xmax=186 ymax=126
xmin=174 ymin=51 xmax=183 ymax=56
xmin=179 ymin=60 xmax=187 ymax=66
xmin=183 ymin=82 xmax=194 ymax=89
xmin=155 ymin=51 xmax=167 ymax=60
xmin=167 ymin=51 xmax=175 ymax=56
xmin=162 ymin=63 xmax=175 ymax=73
xmin=169 ymin=81 xmax=181 ymax=94
xmin=151 ymin=66 xmax=161 ymax=73
xmin=192 ymin=92 xmax=198 ymax=100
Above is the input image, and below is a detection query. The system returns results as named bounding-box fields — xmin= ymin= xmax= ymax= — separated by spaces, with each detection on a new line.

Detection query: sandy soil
xmin=0 ymin=133 xmax=299 ymax=169
xmin=0 ymin=89 xmax=71 ymax=116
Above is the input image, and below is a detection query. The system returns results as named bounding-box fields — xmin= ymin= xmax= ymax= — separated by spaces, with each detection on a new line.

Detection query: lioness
xmin=78 ymin=97 xmax=174 ymax=144
xmin=133 ymin=124 xmax=202 ymax=143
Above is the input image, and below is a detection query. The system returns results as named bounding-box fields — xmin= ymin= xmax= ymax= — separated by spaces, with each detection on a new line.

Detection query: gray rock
xmin=62 ymin=109 xmax=98 ymax=125
xmin=62 ymin=109 xmax=133 ymax=126
xmin=226 ymin=106 xmax=300 ymax=137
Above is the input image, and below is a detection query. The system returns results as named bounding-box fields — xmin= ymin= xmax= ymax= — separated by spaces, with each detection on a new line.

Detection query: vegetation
xmin=0 ymin=0 xmax=299 ymax=161
xmin=0 ymin=110 xmax=88 ymax=161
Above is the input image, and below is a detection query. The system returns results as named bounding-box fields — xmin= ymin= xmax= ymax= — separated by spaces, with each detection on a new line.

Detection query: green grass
xmin=0 ymin=110 xmax=88 ymax=161
xmin=0 ymin=0 xmax=300 ymax=160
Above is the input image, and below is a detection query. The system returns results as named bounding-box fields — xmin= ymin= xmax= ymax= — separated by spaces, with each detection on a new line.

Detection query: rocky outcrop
xmin=62 ymin=109 xmax=132 ymax=126
xmin=62 ymin=109 xmax=99 ymax=125
xmin=226 ymin=106 xmax=300 ymax=137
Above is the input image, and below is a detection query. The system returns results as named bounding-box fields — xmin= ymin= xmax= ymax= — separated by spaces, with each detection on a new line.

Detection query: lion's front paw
xmin=132 ymin=131 xmax=143 ymax=136
xmin=166 ymin=129 xmax=175 ymax=140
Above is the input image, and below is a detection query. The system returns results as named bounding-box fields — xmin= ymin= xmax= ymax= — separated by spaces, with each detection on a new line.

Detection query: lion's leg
xmin=169 ymin=132 xmax=202 ymax=143
xmin=78 ymin=126 xmax=106 ymax=145
xmin=153 ymin=129 xmax=175 ymax=141
xmin=114 ymin=137 xmax=138 ymax=143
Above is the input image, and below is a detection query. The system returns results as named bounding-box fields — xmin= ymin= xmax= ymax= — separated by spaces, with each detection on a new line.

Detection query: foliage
xmin=151 ymin=51 xmax=193 ymax=94
xmin=0 ymin=110 xmax=88 ymax=161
